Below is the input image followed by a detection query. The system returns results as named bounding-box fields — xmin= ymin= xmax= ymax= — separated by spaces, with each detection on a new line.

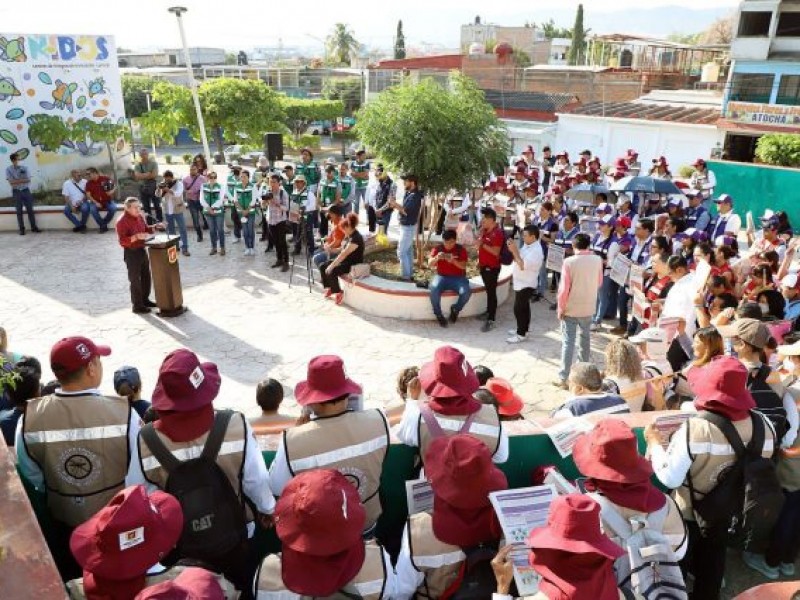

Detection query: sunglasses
xmin=209 ymin=175 xmax=217 ymax=179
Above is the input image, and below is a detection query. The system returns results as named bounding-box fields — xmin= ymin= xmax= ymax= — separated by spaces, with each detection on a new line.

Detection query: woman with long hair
xmin=603 ymin=339 xmax=647 ymax=412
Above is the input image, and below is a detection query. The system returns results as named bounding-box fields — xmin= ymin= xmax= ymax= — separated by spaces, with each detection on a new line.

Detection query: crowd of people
xmin=2 ymin=298 xmax=800 ymax=599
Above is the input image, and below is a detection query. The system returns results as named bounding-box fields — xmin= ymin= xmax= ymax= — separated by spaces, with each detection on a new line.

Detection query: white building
xmin=549 ymin=38 xmax=571 ymax=65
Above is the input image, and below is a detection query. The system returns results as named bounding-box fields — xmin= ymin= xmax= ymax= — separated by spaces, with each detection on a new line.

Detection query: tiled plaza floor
xmin=0 ymin=227 xmax=617 ymax=419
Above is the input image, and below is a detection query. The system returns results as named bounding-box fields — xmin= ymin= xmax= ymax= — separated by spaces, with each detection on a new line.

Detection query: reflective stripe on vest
xmin=140 ymin=439 xmax=246 ymax=472
xmin=284 ymin=410 xmax=390 ymax=528
xmin=23 ymin=393 xmax=131 ymax=527
xmin=24 ymin=424 xmax=128 ymax=444
xmin=408 ymin=512 xmax=465 ymax=599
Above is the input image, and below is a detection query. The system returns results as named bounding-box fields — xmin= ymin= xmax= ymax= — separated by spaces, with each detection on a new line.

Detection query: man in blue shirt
xmin=5 ymin=153 xmax=40 ymax=235
xmin=390 ymin=174 xmax=424 ymax=281
xmin=551 ymin=362 xmax=628 ymax=418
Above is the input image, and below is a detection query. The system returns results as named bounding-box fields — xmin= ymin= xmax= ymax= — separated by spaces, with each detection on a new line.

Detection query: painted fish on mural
xmin=0 ymin=37 xmax=27 ymax=62
xmin=39 ymin=79 xmax=79 ymax=113
xmin=0 ymin=76 xmax=21 ymax=101
xmin=86 ymin=77 xmax=108 ymax=98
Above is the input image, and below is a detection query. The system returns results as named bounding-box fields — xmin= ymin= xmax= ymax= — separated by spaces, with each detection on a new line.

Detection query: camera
xmin=157 ymin=181 xmax=169 ymax=190
xmin=262 ymin=191 xmax=274 ymax=200
xmin=102 ymin=180 xmax=114 ymax=192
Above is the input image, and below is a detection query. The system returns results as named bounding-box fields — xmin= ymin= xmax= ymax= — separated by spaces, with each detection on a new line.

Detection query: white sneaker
xmin=507 ymin=334 xmax=527 ymax=344
xmin=243 ymin=249 xmax=249 ymax=255
xmin=507 ymin=329 xmax=517 ymax=335
xmin=590 ymin=323 xmax=601 ymax=332
xmin=232 ymin=237 xmax=241 ymax=244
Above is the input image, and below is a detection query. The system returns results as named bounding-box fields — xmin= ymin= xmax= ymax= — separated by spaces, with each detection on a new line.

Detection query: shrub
xmin=678 ymin=165 xmax=694 ymax=178
xmin=165 ymin=154 xmax=173 ymax=164
xmin=283 ymin=134 xmax=321 ymax=151
xmin=755 ymin=133 xmax=800 ymax=168
xmin=182 ymin=153 xmax=192 ymax=164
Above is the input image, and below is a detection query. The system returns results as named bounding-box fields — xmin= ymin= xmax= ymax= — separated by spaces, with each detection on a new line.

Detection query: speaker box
xmin=264 ymin=133 xmax=284 ymax=162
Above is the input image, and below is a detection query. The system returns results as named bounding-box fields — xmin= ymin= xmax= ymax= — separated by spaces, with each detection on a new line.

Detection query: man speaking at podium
xmin=116 ymin=197 xmax=164 ymax=314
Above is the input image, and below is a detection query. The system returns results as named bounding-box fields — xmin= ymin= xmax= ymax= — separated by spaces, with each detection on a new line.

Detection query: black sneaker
xmin=144 ymin=299 xmax=158 ymax=308
xmin=530 ymin=293 xmax=541 ymax=303
xmin=436 ymin=315 xmax=448 ymax=328
xmin=132 ymin=306 xmax=151 ymax=314
xmin=481 ymin=319 xmax=495 ymax=332
xmin=32 ymin=228 xmax=42 ymax=233
xmin=449 ymin=307 xmax=459 ymax=324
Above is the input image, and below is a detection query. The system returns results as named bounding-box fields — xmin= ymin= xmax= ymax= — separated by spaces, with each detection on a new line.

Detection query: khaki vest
xmin=138 ymin=410 xmax=252 ymax=522
xmin=66 ymin=565 xmax=240 ymax=599
xmin=22 ymin=393 xmax=131 ymax=527
xmin=418 ymin=404 xmax=501 ymax=464
xmin=778 ymin=380 xmax=800 ymax=492
xmin=407 ymin=512 xmax=465 ymax=599
xmin=255 ymin=541 xmax=388 ymax=599
xmin=675 ymin=412 xmax=776 ymax=520
xmin=562 ymin=253 xmax=603 ymax=318
xmin=284 ymin=410 xmax=389 ymax=529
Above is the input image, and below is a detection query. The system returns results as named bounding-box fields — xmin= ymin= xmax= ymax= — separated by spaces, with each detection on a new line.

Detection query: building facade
xmin=722 ymin=0 xmax=800 ymax=161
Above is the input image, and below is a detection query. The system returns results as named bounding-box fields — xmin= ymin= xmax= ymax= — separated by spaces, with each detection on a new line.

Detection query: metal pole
xmin=144 ymin=92 xmax=156 ymax=157
xmin=168 ymin=6 xmax=211 ymax=162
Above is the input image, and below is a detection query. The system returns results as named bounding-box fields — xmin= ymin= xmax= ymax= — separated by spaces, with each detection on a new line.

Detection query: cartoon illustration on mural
xmin=0 ymin=76 xmax=21 ymax=102
xmin=39 ymin=79 xmax=79 ymax=112
xmin=86 ymin=77 xmax=108 ymax=98
xmin=0 ymin=37 xmax=27 ymax=62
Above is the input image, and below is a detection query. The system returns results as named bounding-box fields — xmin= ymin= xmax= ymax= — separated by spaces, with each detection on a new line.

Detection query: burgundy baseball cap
xmin=152 ymin=349 xmax=221 ymax=412
xmin=50 ymin=336 xmax=111 ymax=378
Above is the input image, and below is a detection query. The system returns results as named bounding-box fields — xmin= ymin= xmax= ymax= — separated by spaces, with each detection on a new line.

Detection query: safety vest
xmin=592 ymin=233 xmax=615 ymax=261
xmin=675 ymin=412 xmax=775 ymax=520
xmin=351 ymin=161 xmax=370 ymax=189
xmin=685 ymin=206 xmax=707 ymax=230
xmin=320 ymin=179 xmax=339 ymax=207
xmin=234 ymin=183 xmax=257 ymax=214
xmin=138 ymin=410 xmax=252 ymax=522
xmin=339 ymin=175 xmax=353 ymax=201
xmin=22 ymin=393 xmax=131 ymax=527
xmin=417 ymin=404 xmax=502 ymax=464
xmin=201 ymin=184 xmax=223 ymax=214
xmin=407 ymin=512 xmax=465 ymax=599
xmin=708 ymin=214 xmax=731 ymax=240
xmin=66 ymin=565 xmax=240 ymax=600
xmin=283 ymin=410 xmax=389 ymax=528
xmin=255 ymin=541 xmax=389 ymax=599
xmin=291 ymin=189 xmax=310 ymax=209
xmin=297 ymin=161 xmax=320 ymax=186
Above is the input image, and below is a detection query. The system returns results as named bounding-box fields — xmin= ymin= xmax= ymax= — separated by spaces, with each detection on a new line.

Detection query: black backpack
xmin=140 ymin=410 xmax=247 ymax=562
xmin=686 ymin=411 xmax=784 ymax=546
xmin=747 ymin=364 xmax=788 ymax=444
xmin=499 ymin=231 xmax=514 ymax=266
xmin=448 ymin=545 xmax=499 ymax=600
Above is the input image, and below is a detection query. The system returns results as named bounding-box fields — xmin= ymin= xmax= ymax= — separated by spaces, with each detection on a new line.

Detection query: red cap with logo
xmin=152 ymin=349 xmax=221 ymax=412
xmin=50 ymin=336 xmax=111 ymax=378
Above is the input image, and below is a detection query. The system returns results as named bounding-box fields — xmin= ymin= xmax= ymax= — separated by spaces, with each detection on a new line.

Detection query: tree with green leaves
xmin=755 ymin=134 xmax=800 ymax=167
xmin=121 ymin=75 xmax=159 ymax=119
xmin=356 ymin=73 xmax=510 ymax=260
xmin=395 ymin=20 xmax=406 ymax=60
xmin=326 ymin=23 xmax=361 ymax=66
xmin=537 ymin=18 xmax=572 ymax=40
xmin=281 ymin=97 xmax=345 ymax=140
xmin=138 ymin=79 xmax=286 ymax=155
xmin=322 ymin=78 xmax=363 ymax=116
xmin=567 ymin=4 xmax=586 ymax=65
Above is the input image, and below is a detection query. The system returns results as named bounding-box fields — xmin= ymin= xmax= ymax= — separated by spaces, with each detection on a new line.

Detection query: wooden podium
xmin=145 ymin=234 xmax=186 ymax=317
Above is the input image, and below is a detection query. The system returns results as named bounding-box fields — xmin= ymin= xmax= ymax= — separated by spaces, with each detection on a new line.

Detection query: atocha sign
xmin=726 ymin=101 xmax=800 ymax=127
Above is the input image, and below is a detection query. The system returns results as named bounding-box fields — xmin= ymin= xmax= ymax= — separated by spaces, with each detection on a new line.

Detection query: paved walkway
xmin=0 ymin=226 xmax=616 ymax=419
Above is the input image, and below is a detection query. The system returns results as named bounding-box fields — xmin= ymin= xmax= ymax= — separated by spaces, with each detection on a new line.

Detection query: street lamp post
xmin=168 ymin=6 xmax=211 ymax=162
xmin=144 ymin=92 xmax=157 ymax=157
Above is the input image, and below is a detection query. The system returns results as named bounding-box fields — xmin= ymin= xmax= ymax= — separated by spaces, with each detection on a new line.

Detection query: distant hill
xmin=511 ymin=5 xmax=736 ymax=39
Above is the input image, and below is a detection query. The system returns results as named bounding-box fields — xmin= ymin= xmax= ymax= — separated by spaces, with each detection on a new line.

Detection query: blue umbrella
xmin=565 ymin=183 xmax=609 ymax=203
xmin=610 ymin=176 xmax=682 ymax=196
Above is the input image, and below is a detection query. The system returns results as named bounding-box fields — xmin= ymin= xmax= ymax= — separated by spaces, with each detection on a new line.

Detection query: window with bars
xmin=730 ymin=73 xmax=775 ymax=103
xmin=777 ymin=74 xmax=800 ymax=105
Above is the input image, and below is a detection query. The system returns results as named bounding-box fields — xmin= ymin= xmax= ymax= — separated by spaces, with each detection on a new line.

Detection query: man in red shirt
xmin=85 ymin=167 xmax=118 ymax=233
xmin=477 ymin=207 xmax=504 ymax=332
xmin=115 ymin=198 xmax=162 ymax=313
xmin=428 ymin=230 xmax=471 ymax=328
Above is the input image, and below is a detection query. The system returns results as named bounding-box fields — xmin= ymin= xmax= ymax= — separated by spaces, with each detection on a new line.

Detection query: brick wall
xmin=522 ymin=71 xmax=644 ymax=103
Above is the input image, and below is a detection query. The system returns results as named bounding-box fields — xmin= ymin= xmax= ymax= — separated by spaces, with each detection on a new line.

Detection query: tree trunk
xmin=105 ymin=141 xmax=118 ymax=198
xmin=214 ymin=127 xmax=225 ymax=156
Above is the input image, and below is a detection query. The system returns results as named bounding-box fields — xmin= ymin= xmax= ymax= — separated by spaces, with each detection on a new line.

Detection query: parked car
xmin=305 ymin=121 xmax=332 ymax=136
xmin=224 ymin=144 xmax=244 ymax=163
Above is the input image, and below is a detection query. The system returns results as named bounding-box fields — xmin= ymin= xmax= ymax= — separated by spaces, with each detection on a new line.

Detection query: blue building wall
xmin=724 ymin=61 xmax=800 ymax=111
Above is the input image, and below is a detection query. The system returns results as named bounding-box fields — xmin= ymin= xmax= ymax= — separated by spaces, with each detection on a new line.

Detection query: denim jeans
xmin=429 ymin=275 xmax=472 ymax=318
xmin=353 ymin=187 xmax=367 ymax=215
xmin=63 ymin=203 xmax=90 ymax=228
xmin=538 ymin=256 xmax=549 ymax=296
xmin=558 ymin=316 xmax=592 ymax=382
xmin=166 ymin=213 xmax=189 ymax=251
xmin=313 ymin=250 xmax=334 ymax=269
xmin=241 ymin=214 xmax=256 ymax=249
xmin=187 ymin=200 xmax=203 ymax=236
xmin=207 ymin=213 xmax=225 ymax=249
xmin=766 ymin=489 xmax=800 ymax=567
xmin=397 ymin=224 xmax=416 ymax=279
xmin=13 ymin=188 xmax=37 ymax=232
xmin=90 ymin=202 xmax=117 ymax=228
xmin=593 ymin=275 xmax=619 ymax=325
xmin=618 ymin=286 xmax=630 ymax=328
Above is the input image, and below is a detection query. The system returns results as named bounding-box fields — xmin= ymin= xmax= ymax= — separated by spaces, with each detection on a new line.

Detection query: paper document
xmin=545 ymin=244 xmax=565 ymax=273
xmin=610 ymin=254 xmax=633 ymax=287
xmin=405 ymin=478 xmax=434 ymax=515
xmin=540 ymin=417 xmax=594 ymax=458
xmin=489 ymin=485 xmax=558 ymax=597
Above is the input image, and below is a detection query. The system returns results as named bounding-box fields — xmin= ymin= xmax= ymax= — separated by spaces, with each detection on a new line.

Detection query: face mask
xmin=759 ymin=303 xmax=770 ymax=315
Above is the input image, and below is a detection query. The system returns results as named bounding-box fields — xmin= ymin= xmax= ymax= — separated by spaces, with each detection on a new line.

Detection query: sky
xmin=2 ymin=0 xmax=739 ymax=52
